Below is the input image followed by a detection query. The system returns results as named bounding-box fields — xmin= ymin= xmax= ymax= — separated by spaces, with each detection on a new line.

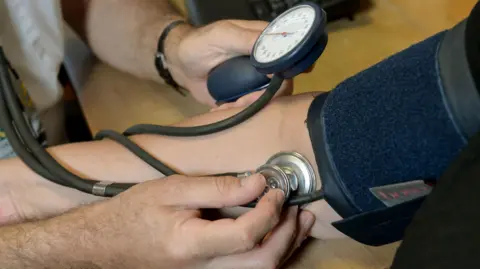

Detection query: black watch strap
xmin=155 ymin=20 xmax=187 ymax=95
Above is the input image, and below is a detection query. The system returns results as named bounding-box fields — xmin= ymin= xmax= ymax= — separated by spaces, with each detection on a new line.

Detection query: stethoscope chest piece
xmin=257 ymin=152 xmax=317 ymax=200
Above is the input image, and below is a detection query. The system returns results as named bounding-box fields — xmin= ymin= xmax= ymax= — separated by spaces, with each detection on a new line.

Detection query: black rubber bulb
xmin=207 ymin=56 xmax=271 ymax=103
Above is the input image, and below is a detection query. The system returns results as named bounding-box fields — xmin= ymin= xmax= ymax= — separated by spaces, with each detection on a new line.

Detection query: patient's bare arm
xmin=0 ymin=93 xmax=344 ymax=239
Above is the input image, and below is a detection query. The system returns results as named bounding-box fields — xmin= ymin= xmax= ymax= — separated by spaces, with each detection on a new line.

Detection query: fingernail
xmin=240 ymin=173 xmax=264 ymax=187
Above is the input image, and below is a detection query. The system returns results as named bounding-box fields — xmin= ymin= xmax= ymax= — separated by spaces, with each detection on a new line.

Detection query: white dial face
xmin=253 ymin=5 xmax=316 ymax=64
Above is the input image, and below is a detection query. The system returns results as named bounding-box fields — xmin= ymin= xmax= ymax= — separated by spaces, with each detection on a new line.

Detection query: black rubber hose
xmin=95 ymin=130 xmax=252 ymax=178
xmin=0 ymin=76 xmax=63 ymax=185
xmin=94 ymin=132 xmax=249 ymax=179
xmin=122 ymin=75 xmax=284 ymax=137
xmin=0 ymin=50 xmax=135 ymax=197
xmin=0 ymin=47 xmax=325 ymax=205
xmin=95 ymin=130 xmax=177 ymax=176
xmin=289 ymin=190 xmax=325 ymax=205
xmin=0 ymin=48 xmax=97 ymax=194
xmin=242 ymin=189 xmax=325 ymax=208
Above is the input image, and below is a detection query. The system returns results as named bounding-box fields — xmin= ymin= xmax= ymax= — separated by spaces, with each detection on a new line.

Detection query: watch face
xmin=253 ymin=5 xmax=317 ymax=64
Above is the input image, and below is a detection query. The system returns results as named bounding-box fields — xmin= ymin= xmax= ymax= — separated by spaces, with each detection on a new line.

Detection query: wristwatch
xmin=155 ymin=20 xmax=187 ymax=95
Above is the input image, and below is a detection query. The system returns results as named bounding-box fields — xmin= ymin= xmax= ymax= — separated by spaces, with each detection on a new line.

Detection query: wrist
xmin=158 ymin=21 xmax=194 ymax=89
xmin=0 ymin=193 xmax=22 ymax=226
xmin=163 ymin=22 xmax=194 ymax=65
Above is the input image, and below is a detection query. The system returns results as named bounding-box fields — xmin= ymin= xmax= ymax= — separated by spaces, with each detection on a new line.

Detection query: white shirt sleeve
xmin=0 ymin=0 xmax=65 ymax=111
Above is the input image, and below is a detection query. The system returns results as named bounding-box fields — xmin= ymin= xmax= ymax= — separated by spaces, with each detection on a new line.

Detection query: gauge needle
xmin=265 ymin=31 xmax=296 ymax=37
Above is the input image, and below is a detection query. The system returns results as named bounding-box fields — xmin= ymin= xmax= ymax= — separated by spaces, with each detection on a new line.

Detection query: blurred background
xmin=171 ymin=0 xmax=477 ymax=94
xmin=78 ymin=0 xmax=477 ymax=135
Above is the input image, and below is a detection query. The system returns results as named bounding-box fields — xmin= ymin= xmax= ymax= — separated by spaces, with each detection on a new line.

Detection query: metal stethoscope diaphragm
xmin=253 ymin=152 xmax=317 ymax=202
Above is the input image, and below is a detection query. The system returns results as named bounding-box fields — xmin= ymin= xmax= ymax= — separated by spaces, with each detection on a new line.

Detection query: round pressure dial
xmin=251 ymin=3 xmax=328 ymax=78
xmin=254 ymin=6 xmax=317 ymax=63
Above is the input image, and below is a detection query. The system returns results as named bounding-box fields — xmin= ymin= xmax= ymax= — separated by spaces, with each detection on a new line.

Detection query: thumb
xmin=161 ymin=174 xmax=267 ymax=208
xmin=211 ymin=79 xmax=294 ymax=112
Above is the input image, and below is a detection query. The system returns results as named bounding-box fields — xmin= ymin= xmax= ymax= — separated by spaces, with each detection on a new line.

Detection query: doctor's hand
xmin=82 ymin=174 xmax=314 ymax=269
xmin=164 ymin=20 xmax=294 ymax=106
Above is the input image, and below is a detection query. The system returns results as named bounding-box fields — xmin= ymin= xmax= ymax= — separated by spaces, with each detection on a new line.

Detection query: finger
xmin=214 ymin=79 xmax=294 ymax=111
xmin=210 ymin=102 xmax=239 ymax=112
xmin=205 ymin=206 xmax=298 ymax=269
xmin=234 ymin=188 xmax=285 ymax=243
xmin=162 ymin=174 xmax=266 ymax=208
xmin=230 ymin=91 xmax=266 ymax=109
xmin=277 ymin=79 xmax=294 ymax=96
xmin=211 ymin=91 xmax=265 ymax=113
xmin=279 ymin=210 xmax=316 ymax=267
xmin=185 ymin=189 xmax=286 ymax=258
xmin=218 ymin=22 xmax=264 ymax=55
xmin=243 ymin=79 xmax=293 ymax=101
xmin=304 ymin=64 xmax=316 ymax=73
xmin=294 ymin=210 xmax=316 ymax=248
xmin=259 ymin=206 xmax=299 ymax=266
xmin=228 ymin=20 xmax=269 ymax=31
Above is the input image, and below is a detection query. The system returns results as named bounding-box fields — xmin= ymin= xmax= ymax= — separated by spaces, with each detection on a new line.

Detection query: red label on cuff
xmin=370 ymin=180 xmax=433 ymax=207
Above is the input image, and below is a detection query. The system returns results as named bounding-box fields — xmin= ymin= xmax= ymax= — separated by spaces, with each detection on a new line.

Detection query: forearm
xmin=0 ymin=208 xmax=98 ymax=269
xmin=3 ymin=94 xmax=315 ymax=183
xmin=1 ymin=93 xmax=343 ymax=238
xmin=0 ymin=94 xmax=300 ymax=224
xmin=62 ymin=0 xmax=191 ymax=82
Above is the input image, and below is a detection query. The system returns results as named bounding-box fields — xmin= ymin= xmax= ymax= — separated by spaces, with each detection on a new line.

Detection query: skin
xmin=0 ymin=174 xmax=314 ymax=269
xmin=0 ymin=0 xmax=323 ymax=267
xmin=1 ymin=92 xmax=344 ymax=239
xmin=60 ymin=0 xmax=293 ymax=106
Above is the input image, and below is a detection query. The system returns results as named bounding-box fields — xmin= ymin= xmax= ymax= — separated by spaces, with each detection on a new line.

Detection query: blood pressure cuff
xmin=306 ymin=92 xmax=433 ymax=246
xmin=304 ymin=1 xmax=480 ymax=245
xmin=391 ymin=130 xmax=480 ymax=269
